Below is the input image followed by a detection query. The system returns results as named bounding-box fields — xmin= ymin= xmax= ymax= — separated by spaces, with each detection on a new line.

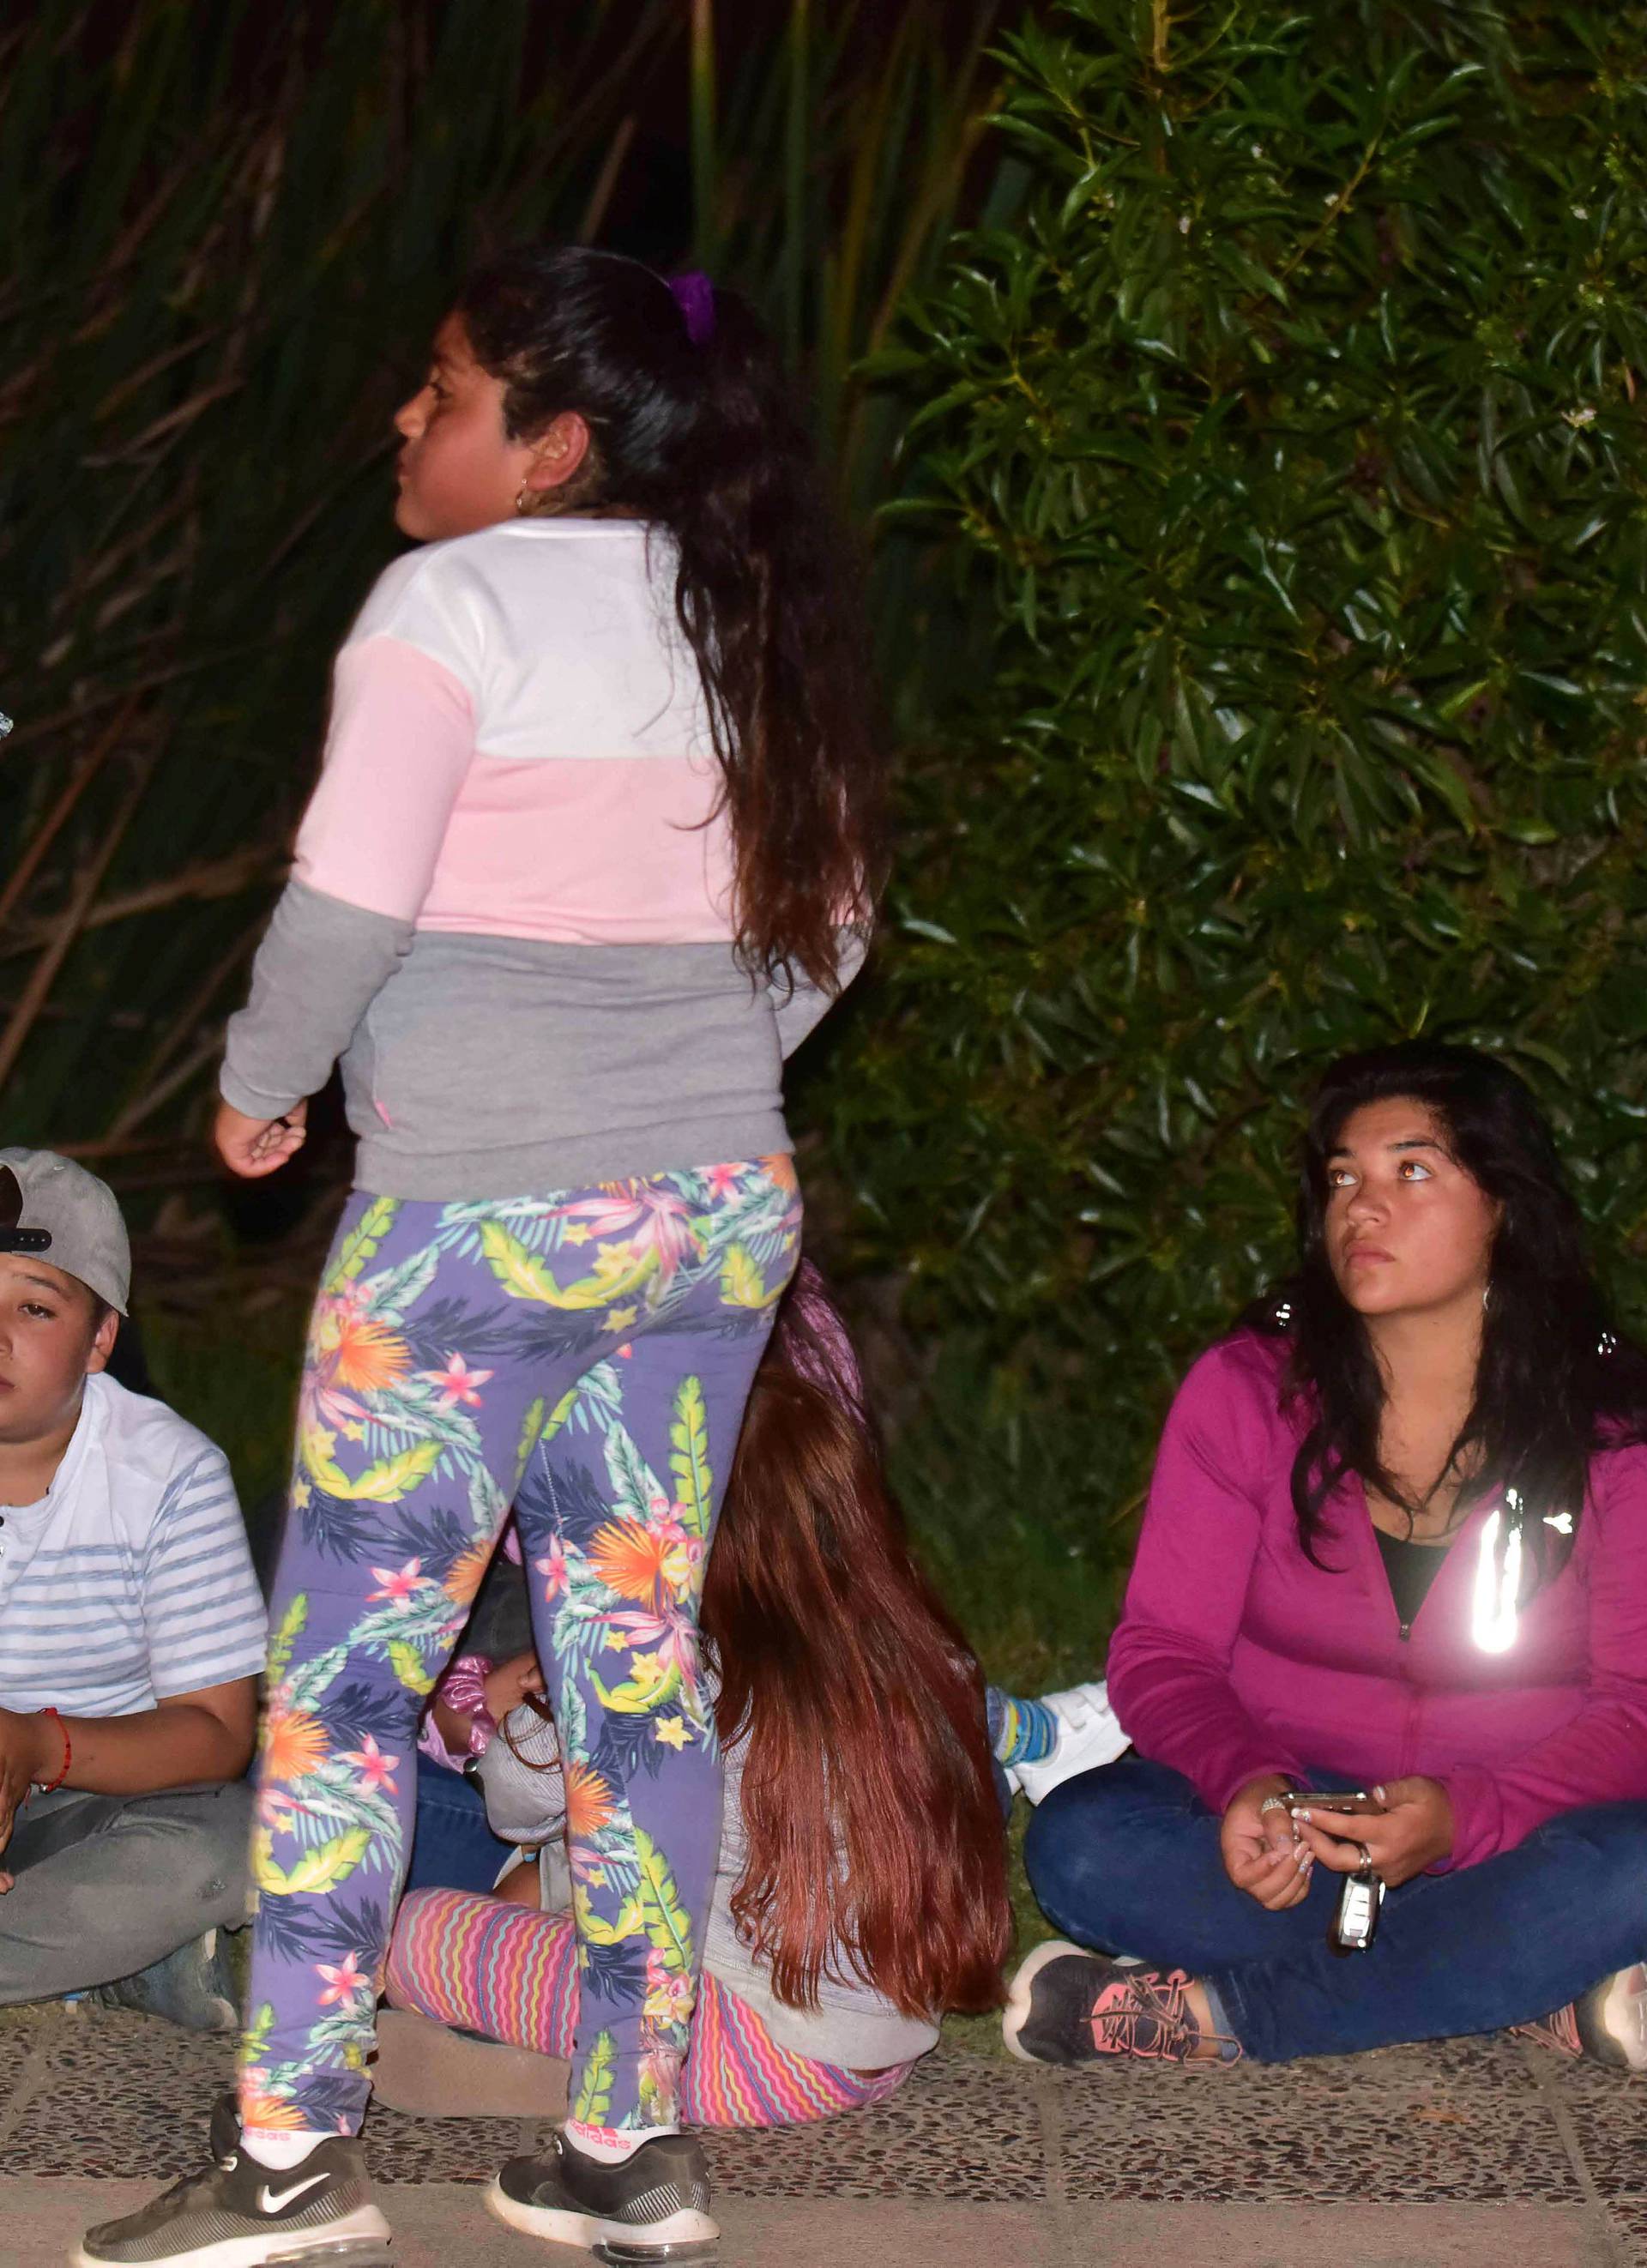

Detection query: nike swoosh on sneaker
xmin=256 ymin=2171 xmax=332 ymax=2214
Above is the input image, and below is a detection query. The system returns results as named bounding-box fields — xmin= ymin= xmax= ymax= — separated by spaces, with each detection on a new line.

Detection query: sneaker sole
xmin=1583 ymin=1964 xmax=1647 ymax=2071
xmin=1014 ymin=1740 xmax=1127 ymax=1807
xmin=72 ymin=2203 xmax=394 ymax=2268
xmin=485 ymin=2176 xmax=718 ymax=2261
xmin=89 ymin=1994 xmax=239 ymax=2036
xmin=1002 ymin=1937 xmax=1089 ymax=2064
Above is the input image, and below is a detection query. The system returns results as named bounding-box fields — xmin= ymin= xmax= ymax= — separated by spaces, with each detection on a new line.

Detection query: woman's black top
xmin=1375 ymin=1526 xmax=1453 ymax=1630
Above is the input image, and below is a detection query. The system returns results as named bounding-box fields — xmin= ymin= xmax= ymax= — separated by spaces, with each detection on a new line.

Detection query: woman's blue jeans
xmin=404 ymin=1753 xmax=516 ymax=1896
xmin=1025 ymin=1758 xmax=1647 ymax=2062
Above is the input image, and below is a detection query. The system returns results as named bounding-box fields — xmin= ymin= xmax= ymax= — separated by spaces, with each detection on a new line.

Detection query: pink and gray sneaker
xmin=1517 ymin=1963 xmax=1647 ymax=2072
xmin=1003 ymin=1939 xmax=1240 ymax=2067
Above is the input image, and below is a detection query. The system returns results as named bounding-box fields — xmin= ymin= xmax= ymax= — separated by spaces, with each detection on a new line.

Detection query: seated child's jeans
xmin=0 ymin=1780 xmax=252 ymax=2003
xmin=405 ymin=1752 xmax=516 ymax=1897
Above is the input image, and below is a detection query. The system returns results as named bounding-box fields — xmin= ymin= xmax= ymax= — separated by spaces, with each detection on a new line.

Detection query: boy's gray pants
xmin=0 ymin=1780 xmax=252 ymax=2003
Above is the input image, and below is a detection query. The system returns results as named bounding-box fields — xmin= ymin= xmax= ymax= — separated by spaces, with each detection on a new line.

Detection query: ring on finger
xmin=1356 ymin=1842 xmax=1372 ymax=1868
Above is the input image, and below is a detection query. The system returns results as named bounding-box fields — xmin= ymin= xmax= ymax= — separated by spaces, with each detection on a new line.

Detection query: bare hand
xmin=214 ymin=1099 xmax=307 ymax=1179
xmin=428 ymin=1698 xmax=474 ymax=1758
xmin=482 ymin=1651 xmax=545 ymax=1725
xmin=1292 ymin=1776 xmax=1454 ymax=1889
xmin=1221 ymin=1773 xmax=1312 ymax=1909
xmin=0 ymin=1708 xmax=51 ymax=1861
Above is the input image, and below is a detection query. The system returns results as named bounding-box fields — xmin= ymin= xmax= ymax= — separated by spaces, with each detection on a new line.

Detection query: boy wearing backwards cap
xmin=0 ymin=1149 xmax=264 ymax=2023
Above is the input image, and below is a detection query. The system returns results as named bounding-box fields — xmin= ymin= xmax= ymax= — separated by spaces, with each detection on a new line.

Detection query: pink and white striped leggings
xmin=384 ymin=1886 xmax=916 ymax=2129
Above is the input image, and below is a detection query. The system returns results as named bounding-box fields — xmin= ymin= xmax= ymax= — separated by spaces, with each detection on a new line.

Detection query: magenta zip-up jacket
xmin=1105 ymin=1329 xmax=1647 ymax=1869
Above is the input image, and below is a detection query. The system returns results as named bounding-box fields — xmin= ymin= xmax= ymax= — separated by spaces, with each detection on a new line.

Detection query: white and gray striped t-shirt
xmin=0 ymin=1373 xmax=267 ymax=1715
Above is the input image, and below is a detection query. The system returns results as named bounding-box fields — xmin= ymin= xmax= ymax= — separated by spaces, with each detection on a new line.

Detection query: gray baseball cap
xmin=0 ymin=1149 xmax=130 ymax=1314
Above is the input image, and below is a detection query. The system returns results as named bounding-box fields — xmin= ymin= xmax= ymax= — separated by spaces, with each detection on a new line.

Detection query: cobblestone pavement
xmin=1 ymin=2006 xmax=1641 ymax=2265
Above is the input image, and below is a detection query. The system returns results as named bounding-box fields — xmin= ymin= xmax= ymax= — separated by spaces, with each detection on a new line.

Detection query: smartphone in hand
xmin=1282 ymin=1789 xmax=1385 ymax=1817
xmin=1281 ymin=1792 xmax=1388 ymax=1952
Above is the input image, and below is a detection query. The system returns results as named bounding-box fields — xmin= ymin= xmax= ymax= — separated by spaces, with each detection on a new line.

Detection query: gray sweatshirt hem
xmin=349 ymin=1111 xmax=793 ymax=1203
xmin=220 ymin=880 xmax=860 ymax=1203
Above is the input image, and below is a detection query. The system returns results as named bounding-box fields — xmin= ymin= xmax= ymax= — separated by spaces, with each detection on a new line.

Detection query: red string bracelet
xmin=33 ymin=1706 xmax=70 ymax=1795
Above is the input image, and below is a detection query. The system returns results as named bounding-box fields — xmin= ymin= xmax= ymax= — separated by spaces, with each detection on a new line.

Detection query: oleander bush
xmin=808 ymin=0 xmax=1647 ymax=1544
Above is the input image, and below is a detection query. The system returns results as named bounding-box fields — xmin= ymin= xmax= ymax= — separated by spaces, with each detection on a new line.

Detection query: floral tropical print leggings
xmin=239 ymin=1159 xmax=799 ymax=2138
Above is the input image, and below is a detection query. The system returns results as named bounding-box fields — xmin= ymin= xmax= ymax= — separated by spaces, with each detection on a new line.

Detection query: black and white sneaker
xmin=488 ymin=2128 xmax=718 ymax=2263
xmin=75 ymin=2096 xmax=393 ymax=2266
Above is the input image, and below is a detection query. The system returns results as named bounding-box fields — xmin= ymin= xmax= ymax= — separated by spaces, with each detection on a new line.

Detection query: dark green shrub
xmin=815 ymin=0 xmax=1647 ymax=1507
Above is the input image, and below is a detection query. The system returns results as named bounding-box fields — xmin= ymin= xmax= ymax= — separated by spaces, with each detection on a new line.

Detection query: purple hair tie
xmin=668 ymin=270 xmax=716 ymax=347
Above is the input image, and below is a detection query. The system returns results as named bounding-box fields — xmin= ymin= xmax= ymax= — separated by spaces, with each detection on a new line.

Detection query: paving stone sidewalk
xmin=0 ymin=2005 xmax=1641 ymax=2266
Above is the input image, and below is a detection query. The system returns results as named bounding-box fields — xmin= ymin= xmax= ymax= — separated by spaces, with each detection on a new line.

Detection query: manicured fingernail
xmin=1294 ymin=1808 xmax=1312 ymax=1823
xmin=1297 ymin=1849 xmax=1312 ymax=1873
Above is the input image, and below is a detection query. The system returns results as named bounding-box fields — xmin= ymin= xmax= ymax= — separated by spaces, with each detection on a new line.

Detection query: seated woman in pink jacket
xmin=1007 ymin=1040 xmax=1647 ymax=2074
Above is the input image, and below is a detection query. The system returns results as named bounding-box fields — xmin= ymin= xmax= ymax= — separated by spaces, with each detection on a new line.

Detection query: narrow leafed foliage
xmin=811 ymin=0 xmax=1647 ymax=1512
xmin=2 ymin=0 xmax=1011 ymax=1240
xmin=2 ymin=1 xmax=676 ymax=1175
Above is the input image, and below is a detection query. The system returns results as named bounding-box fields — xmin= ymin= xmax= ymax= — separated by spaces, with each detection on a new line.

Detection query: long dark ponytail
xmin=455 ymin=245 xmax=884 ymax=991
xmin=1246 ymin=1041 xmax=1647 ymax=1583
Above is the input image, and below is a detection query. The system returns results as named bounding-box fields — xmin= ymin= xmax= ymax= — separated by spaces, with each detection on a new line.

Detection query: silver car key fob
xmin=1329 ymin=1863 xmax=1385 ymax=1954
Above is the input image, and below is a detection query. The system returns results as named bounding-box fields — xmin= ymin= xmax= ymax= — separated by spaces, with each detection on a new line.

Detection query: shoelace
xmin=1515 ymin=2003 xmax=1583 ymax=2058
xmin=1087 ymin=1968 xmax=1241 ymax=2064
xmin=148 ymin=2152 xmax=238 ymax=2213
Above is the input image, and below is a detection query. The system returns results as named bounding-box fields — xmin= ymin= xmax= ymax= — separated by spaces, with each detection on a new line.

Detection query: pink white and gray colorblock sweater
xmin=222 ymin=518 xmax=861 ymax=1198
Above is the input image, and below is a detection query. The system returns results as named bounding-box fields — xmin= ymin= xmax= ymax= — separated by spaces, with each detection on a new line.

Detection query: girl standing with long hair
xmin=1009 ymin=1042 xmax=1647 ymax=2072
xmin=81 ymin=246 xmax=881 ymax=2268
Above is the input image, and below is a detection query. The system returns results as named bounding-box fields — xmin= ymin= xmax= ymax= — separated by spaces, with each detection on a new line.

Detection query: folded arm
xmin=15 ymin=1677 xmax=256 ymax=1795
xmin=0 ymin=1678 xmax=256 ymax=1867
xmin=1106 ymin=1348 xmax=1309 ymax=1813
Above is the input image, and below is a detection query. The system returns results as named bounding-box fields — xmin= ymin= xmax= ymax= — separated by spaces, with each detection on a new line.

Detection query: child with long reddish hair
xmin=375 ymin=1261 xmax=1015 ymax=2123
